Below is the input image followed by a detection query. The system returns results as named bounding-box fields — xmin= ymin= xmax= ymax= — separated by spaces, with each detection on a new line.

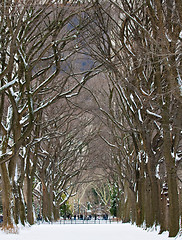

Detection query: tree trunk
xmin=123 ymin=198 xmax=130 ymax=223
xmin=18 ymin=186 xmax=26 ymax=225
xmin=53 ymin=204 xmax=60 ymax=221
xmin=130 ymin=190 xmax=136 ymax=224
xmin=47 ymin=191 xmax=52 ymax=221
xmin=12 ymin=181 xmax=20 ymax=225
xmin=42 ymin=183 xmax=49 ymax=221
xmin=159 ymin=191 xmax=169 ymax=234
xmin=145 ymin=176 xmax=153 ymax=227
xmin=116 ymin=193 xmax=123 ymax=220
xmin=163 ymin=102 xmax=179 ymax=237
xmin=136 ymin=168 xmax=145 ymax=226
xmin=0 ymin=163 xmax=13 ymax=227
xmin=27 ymin=178 xmax=34 ymax=225
xmin=146 ymin=158 xmax=161 ymax=227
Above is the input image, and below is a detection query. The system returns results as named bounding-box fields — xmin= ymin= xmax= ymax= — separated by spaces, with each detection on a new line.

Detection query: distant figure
xmin=37 ymin=213 xmax=42 ymax=221
xmin=0 ymin=215 xmax=3 ymax=224
xmin=103 ymin=214 xmax=108 ymax=220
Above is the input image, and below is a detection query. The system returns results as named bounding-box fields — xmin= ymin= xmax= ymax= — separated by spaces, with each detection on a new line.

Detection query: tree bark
xmin=162 ymin=101 xmax=179 ymax=237
xmin=27 ymin=179 xmax=34 ymax=225
xmin=136 ymin=163 xmax=145 ymax=226
xmin=12 ymin=181 xmax=20 ymax=225
xmin=0 ymin=163 xmax=13 ymax=227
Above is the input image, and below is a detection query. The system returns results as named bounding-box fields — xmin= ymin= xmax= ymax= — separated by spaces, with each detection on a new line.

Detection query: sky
xmin=0 ymin=222 xmax=182 ymax=240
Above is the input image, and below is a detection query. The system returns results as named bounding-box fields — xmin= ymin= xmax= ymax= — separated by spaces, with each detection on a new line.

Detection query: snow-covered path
xmin=0 ymin=223 xmax=181 ymax=240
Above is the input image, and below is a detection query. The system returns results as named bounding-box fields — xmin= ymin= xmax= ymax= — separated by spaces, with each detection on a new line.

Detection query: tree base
xmin=1 ymin=224 xmax=18 ymax=234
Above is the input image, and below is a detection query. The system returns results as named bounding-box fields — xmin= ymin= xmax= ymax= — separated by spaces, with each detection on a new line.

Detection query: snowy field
xmin=0 ymin=222 xmax=182 ymax=240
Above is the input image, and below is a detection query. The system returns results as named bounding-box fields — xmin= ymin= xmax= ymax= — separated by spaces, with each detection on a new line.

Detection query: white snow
xmin=177 ymin=74 xmax=182 ymax=96
xmin=179 ymin=30 xmax=182 ymax=39
xmin=146 ymin=109 xmax=162 ymax=119
xmin=156 ymin=164 xmax=160 ymax=179
xmin=165 ymin=31 xmax=172 ymax=42
xmin=138 ymin=109 xmax=143 ymax=123
xmin=0 ymin=79 xmax=17 ymax=93
xmin=130 ymin=94 xmax=137 ymax=108
xmin=0 ymin=222 xmax=179 ymax=240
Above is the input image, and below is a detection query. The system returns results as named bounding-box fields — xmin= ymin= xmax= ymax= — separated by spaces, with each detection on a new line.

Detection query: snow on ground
xmin=0 ymin=222 xmax=181 ymax=240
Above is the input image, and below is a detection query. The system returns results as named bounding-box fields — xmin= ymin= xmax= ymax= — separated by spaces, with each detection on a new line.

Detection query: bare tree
xmin=0 ymin=0 xmax=97 ymax=228
xmin=82 ymin=0 xmax=182 ymax=236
